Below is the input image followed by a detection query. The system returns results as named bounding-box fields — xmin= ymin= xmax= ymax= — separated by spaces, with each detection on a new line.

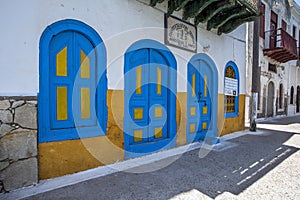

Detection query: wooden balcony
xmin=263 ymin=28 xmax=298 ymax=63
xmin=150 ymin=0 xmax=259 ymax=35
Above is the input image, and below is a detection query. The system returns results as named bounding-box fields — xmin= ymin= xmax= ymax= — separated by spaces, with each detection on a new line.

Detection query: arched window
xmin=290 ymin=86 xmax=294 ymax=104
xmin=279 ymin=83 xmax=284 ymax=109
xmin=224 ymin=61 xmax=239 ymax=118
xmin=39 ymin=19 xmax=107 ymax=142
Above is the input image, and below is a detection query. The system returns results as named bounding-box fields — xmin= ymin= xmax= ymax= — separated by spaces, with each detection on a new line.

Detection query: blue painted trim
xmin=38 ymin=19 xmax=107 ymax=143
xmin=224 ymin=61 xmax=239 ymax=118
xmin=186 ymin=53 xmax=218 ymax=143
xmin=124 ymin=39 xmax=177 ymax=159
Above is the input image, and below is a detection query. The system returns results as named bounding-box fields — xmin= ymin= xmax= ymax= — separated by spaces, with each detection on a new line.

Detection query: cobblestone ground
xmin=2 ymin=115 xmax=300 ymax=200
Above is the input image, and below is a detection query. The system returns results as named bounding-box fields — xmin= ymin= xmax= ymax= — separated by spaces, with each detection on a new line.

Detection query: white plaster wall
xmin=0 ymin=0 xmax=39 ymax=96
xmin=0 ymin=0 xmax=247 ymax=95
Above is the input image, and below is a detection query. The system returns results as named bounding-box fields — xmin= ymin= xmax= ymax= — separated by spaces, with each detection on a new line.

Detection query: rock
xmin=0 ymin=110 xmax=13 ymax=123
xmin=0 ymin=140 xmax=8 ymax=161
xmin=26 ymin=101 xmax=37 ymax=105
xmin=11 ymin=100 xmax=25 ymax=109
xmin=0 ymin=100 xmax=10 ymax=110
xmin=14 ymin=104 xmax=37 ymax=129
xmin=0 ymin=158 xmax=38 ymax=191
xmin=9 ymin=127 xmax=28 ymax=132
xmin=0 ymin=161 xmax=9 ymax=171
xmin=0 ymin=124 xmax=14 ymax=137
xmin=1 ymin=130 xmax=37 ymax=161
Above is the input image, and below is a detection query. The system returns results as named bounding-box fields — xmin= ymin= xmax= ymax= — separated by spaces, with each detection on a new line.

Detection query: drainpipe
xmin=250 ymin=0 xmax=261 ymax=132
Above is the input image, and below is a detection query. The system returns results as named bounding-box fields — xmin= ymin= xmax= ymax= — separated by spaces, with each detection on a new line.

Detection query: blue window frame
xmin=38 ymin=19 xmax=107 ymax=143
xmin=224 ymin=61 xmax=239 ymax=118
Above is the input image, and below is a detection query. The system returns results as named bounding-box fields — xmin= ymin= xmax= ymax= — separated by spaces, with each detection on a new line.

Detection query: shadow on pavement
xmin=257 ymin=115 xmax=300 ymax=125
xmin=25 ymin=127 xmax=299 ymax=200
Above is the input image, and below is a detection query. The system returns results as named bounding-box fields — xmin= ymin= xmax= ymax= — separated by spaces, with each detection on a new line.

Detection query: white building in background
xmin=246 ymin=0 xmax=300 ymax=121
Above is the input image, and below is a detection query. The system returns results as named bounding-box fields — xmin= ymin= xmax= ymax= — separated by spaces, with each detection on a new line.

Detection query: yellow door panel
xmin=56 ymin=87 xmax=68 ymax=120
xmin=56 ymin=47 xmax=67 ymax=76
xmin=81 ymin=88 xmax=91 ymax=119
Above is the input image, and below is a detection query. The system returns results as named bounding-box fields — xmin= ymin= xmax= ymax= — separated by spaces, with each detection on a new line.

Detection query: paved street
xmin=2 ymin=115 xmax=300 ymax=200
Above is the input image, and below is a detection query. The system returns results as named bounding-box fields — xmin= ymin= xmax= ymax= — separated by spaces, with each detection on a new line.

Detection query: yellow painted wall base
xmin=176 ymin=92 xmax=187 ymax=146
xmin=38 ymin=91 xmax=245 ymax=179
xmin=39 ymin=138 xmax=101 ymax=180
xmin=218 ymin=94 xmax=246 ymax=136
xmin=39 ymin=90 xmax=125 ymax=180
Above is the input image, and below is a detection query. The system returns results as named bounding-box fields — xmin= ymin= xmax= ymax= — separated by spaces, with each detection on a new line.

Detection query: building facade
xmin=246 ymin=0 xmax=300 ymax=120
xmin=0 ymin=0 xmax=258 ymax=190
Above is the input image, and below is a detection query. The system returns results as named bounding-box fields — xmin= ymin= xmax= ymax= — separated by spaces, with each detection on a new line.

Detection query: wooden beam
xmin=150 ymin=0 xmax=259 ymax=35
xmin=168 ymin=0 xmax=193 ymax=14
xmin=194 ymin=0 xmax=236 ymax=25
xmin=183 ymin=0 xmax=219 ymax=20
xmin=150 ymin=0 xmax=164 ymax=7
xmin=207 ymin=7 xmax=248 ymax=31
xmin=218 ymin=15 xmax=258 ymax=35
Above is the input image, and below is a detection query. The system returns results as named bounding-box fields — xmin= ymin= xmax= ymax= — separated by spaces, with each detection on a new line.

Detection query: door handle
xmin=194 ymin=92 xmax=207 ymax=106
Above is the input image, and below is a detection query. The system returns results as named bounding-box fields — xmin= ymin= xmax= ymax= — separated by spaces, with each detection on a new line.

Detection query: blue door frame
xmin=38 ymin=19 xmax=107 ymax=143
xmin=124 ymin=40 xmax=177 ymax=158
xmin=187 ymin=54 xmax=218 ymax=144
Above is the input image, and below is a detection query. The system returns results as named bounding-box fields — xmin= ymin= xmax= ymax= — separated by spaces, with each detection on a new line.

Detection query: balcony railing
xmin=263 ymin=28 xmax=298 ymax=63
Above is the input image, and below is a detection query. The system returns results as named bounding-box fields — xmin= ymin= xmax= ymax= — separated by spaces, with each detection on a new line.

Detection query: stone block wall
xmin=0 ymin=97 xmax=38 ymax=191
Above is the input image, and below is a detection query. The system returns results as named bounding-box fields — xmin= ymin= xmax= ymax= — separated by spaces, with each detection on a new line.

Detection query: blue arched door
xmin=39 ymin=19 xmax=107 ymax=143
xmin=187 ymin=54 xmax=218 ymax=143
xmin=124 ymin=40 xmax=177 ymax=158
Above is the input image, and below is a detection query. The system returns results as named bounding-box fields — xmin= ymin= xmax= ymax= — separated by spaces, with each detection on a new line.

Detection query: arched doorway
xmin=39 ymin=19 xmax=107 ymax=142
xmin=290 ymin=86 xmax=294 ymax=105
xmin=279 ymin=83 xmax=284 ymax=109
xmin=186 ymin=54 xmax=218 ymax=143
xmin=124 ymin=39 xmax=177 ymax=158
xmin=297 ymin=86 xmax=300 ymax=113
xmin=267 ymin=82 xmax=275 ymax=117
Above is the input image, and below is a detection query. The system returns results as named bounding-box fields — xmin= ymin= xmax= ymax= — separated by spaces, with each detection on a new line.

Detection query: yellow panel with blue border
xmin=190 ymin=107 xmax=196 ymax=116
xmin=192 ymin=74 xmax=195 ymax=97
xmin=80 ymin=50 xmax=90 ymax=79
xmin=134 ymin=108 xmax=143 ymax=120
xmin=203 ymin=106 xmax=208 ymax=115
xmin=202 ymin=122 xmax=207 ymax=130
xmin=155 ymin=107 xmax=163 ymax=118
xmin=134 ymin=130 xmax=143 ymax=142
xmin=136 ymin=66 xmax=142 ymax=94
xmin=157 ymin=67 xmax=162 ymax=95
xmin=56 ymin=47 xmax=67 ymax=76
xmin=190 ymin=123 xmax=196 ymax=133
xmin=154 ymin=127 xmax=163 ymax=138
xmin=56 ymin=87 xmax=68 ymax=120
xmin=81 ymin=88 xmax=91 ymax=119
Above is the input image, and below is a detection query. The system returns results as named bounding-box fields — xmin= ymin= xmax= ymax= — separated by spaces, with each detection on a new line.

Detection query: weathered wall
xmin=0 ymin=98 xmax=38 ymax=191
